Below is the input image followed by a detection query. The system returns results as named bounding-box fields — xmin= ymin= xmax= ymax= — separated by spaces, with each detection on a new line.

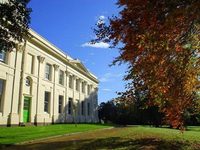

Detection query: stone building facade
xmin=0 ymin=29 xmax=99 ymax=126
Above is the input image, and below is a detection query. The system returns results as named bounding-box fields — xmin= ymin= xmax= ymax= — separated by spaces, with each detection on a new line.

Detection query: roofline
xmin=29 ymin=29 xmax=72 ymax=59
xmin=28 ymin=28 xmax=99 ymax=83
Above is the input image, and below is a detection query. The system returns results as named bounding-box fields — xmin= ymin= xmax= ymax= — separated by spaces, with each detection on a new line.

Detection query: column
xmin=52 ymin=64 xmax=59 ymax=123
xmin=9 ymin=43 xmax=26 ymax=125
xmin=64 ymin=70 xmax=69 ymax=122
xmin=83 ymin=81 xmax=87 ymax=119
xmin=89 ymin=84 xmax=94 ymax=122
xmin=72 ymin=75 xmax=77 ymax=123
xmin=77 ymin=78 xmax=82 ymax=122
xmin=18 ymin=43 xmax=29 ymax=124
xmin=3 ymin=74 xmax=14 ymax=118
xmin=85 ymin=82 xmax=89 ymax=122
xmin=35 ymin=55 xmax=45 ymax=124
xmin=94 ymin=87 xmax=99 ymax=122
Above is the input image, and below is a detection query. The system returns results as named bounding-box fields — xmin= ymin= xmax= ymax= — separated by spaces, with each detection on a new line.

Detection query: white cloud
xmin=102 ymin=88 xmax=112 ymax=92
xmin=97 ymin=15 xmax=106 ymax=22
xmin=97 ymin=15 xmax=107 ymax=25
xmin=104 ymin=73 xmax=123 ymax=78
xmin=99 ymin=15 xmax=106 ymax=20
xmin=81 ymin=42 xmax=110 ymax=49
xmin=99 ymin=77 xmax=109 ymax=82
xmin=99 ymin=73 xmax=123 ymax=83
xmin=81 ymin=15 xmax=109 ymax=49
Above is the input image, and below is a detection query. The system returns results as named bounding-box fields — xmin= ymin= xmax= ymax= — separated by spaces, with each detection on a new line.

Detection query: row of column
xmin=35 ymin=55 xmax=98 ymax=123
xmin=1 ymin=42 xmax=98 ymax=125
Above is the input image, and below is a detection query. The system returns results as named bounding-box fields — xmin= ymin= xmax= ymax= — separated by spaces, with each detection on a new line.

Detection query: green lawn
xmin=125 ymin=126 xmax=200 ymax=141
xmin=0 ymin=124 xmax=112 ymax=145
xmin=1 ymin=125 xmax=200 ymax=150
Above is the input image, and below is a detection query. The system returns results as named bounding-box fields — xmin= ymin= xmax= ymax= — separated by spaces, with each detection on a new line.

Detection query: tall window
xmin=87 ymin=102 xmax=90 ymax=116
xmin=0 ymin=79 xmax=5 ymax=112
xmin=68 ymin=98 xmax=72 ymax=115
xmin=58 ymin=95 xmax=63 ymax=113
xmin=45 ymin=63 xmax=51 ymax=80
xmin=87 ymin=85 xmax=90 ymax=95
xmin=76 ymin=79 xmax=80 ymax=91
xmin=81 ymin=101 xmax=84 ymax=115
xmin=0 ymin=50 xmax=6 ymax=62
xmin=82 ymin=82 xmax=85 ymax=93
xmin=44 ymin=92 xmax=50 ymax=113
xmin=69 ymin=75 xmax=73 ymax=89
xmin=27 ymin=53 xmax=34 ymax=74
xmin=59 ymin=70 xmax=64 ymax=85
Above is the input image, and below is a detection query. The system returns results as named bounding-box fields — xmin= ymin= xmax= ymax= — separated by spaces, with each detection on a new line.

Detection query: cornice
xmin=27 ymin=29 xmax=99 ymax=84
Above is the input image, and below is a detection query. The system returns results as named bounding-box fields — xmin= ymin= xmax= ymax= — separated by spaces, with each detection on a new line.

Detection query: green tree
xmin=98 ymin=101 xmax=117 ymax=123
xmin=98 ymin=97 xmax=164 ymax=126
xmin=0 ymin=0 xmax=31 ymax=51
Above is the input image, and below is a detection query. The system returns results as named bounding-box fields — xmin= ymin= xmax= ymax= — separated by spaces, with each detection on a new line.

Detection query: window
xmin=0 ymin=79 xmax=5 ymax=112
xmin=27 ymin=54 xmax=34 ymax=74
xmin=81 ymin=101 xmax=84 ymax=115
xmin=87 ymin=85 xmax=90 ymax=95
xmin=69 ymin=75 xmax=73 ymax=89
xmin=45 ymin=64 xmax=51 ymax=80
xmin=68 ymin=98 xmax=72 ymax=115
xmin=76 ymin=79 xmax=80 ymax=91
xmin=58 ymin=95 xmax=63 ymax=113
xmin=59 ymin=70 xmax=64 ymax=85
xmin=87 ymin=102 xmax=90 ymax=116
xmin=82 ymin=82 xmax=85 ymax=93
xmin=0 ymin=50 xmax=6 ymax=62
xmin=25 ymin=77 xmax=31 ymax=86
xmin=44 ymin=92 xmax=50 ymax=113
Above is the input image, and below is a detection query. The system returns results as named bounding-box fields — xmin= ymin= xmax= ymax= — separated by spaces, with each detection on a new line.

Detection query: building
xmin=0 ymin=29 xmax=99 ymax=126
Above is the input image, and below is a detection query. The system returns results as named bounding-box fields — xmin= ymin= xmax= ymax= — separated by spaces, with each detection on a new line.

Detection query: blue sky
xmin=29 ymin=0 xmax=127 ymax=103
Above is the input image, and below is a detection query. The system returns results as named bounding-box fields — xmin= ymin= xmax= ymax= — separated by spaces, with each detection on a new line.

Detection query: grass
xmin=1 ymin=125 xmax=200 ymax=150
xmin=0 ymin=123 xmax=112 ymax=145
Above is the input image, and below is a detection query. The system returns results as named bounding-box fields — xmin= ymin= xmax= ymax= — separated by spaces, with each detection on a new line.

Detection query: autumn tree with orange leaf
xmin=93 ymin=0 xmax=200 ymax=129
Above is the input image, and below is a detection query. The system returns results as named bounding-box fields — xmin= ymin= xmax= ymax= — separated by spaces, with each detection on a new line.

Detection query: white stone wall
xmin=0 ymin=29 xmax=99 ymax=126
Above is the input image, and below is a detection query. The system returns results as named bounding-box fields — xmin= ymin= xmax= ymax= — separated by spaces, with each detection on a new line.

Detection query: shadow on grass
xmin=1 ymin=137 xmax=197 ymax=150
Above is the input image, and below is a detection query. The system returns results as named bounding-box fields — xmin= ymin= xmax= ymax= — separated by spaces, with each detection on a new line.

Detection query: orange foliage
xmin=93 ymin=0 xmax=200 ymax=129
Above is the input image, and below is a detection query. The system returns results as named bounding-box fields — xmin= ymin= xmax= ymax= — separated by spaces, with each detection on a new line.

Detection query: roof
xmin=28 ymin=29 xmax=98 ymax=83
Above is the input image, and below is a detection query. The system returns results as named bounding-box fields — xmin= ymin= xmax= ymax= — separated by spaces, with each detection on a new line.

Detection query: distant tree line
xmin=98 ymin=97 xmax=200 ymax=127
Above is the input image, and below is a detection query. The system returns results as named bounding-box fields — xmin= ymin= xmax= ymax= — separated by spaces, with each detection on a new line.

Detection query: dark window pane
xmin=58 ymin=95 xmax=63 ymax=113
xmin=44 ymin=92 xmax=50 ymax=113
xmin=68 ymin=98 xmax=72 ymax=115
xmin=87 ymin=103 xmax=90 ymax=116
xmin=0 ymin=50 xmax=6 ymax=62
xmin=81 ymin=101 xmax=84 ymax=115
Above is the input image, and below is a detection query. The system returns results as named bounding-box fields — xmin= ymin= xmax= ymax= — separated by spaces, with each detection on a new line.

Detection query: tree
xmin=93 ymin=0 xmax=200 ymax=129
xmin=98 ymin=97 xmax=164 ymax=126
xmin=98 ymin=101 xmax=117 ymax=123
xmin=0 ymin=0 xmax=31 ymax=52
